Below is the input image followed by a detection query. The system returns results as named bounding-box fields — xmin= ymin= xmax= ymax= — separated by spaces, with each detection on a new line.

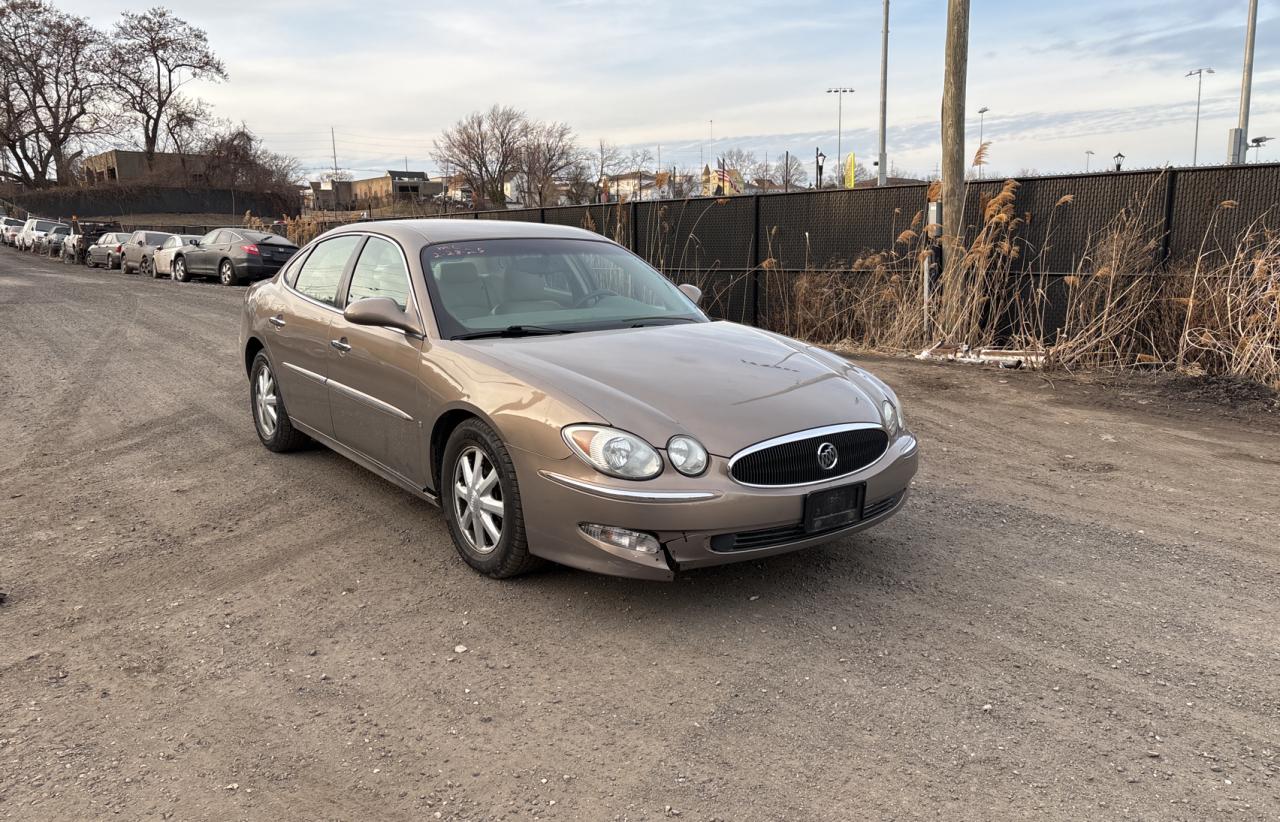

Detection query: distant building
xmin=309 ymin=178 xmax=354 ymax=211
xmin=82 ymin=149 xmax=213 ymax=185
xmin=350 ymin=170 xmax=441 ymax=206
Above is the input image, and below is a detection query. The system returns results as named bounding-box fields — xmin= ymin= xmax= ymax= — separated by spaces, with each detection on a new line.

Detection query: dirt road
xmin=1 ymin=247 xmax=1277 ymax=821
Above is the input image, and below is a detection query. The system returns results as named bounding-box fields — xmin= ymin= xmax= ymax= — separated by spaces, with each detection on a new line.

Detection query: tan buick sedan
xmin=239 ymin=219 xmax=917 ymax=580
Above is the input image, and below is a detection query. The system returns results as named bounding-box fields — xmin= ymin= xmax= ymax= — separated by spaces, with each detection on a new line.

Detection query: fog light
xmin=579 ymin=523 xmax=661 ymax=554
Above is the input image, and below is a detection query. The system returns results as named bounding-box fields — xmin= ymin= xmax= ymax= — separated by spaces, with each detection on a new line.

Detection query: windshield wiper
xmin=453 ymin=325 xmax=571 ymax=340
xmin=627 ymin=316 xmax=700 ymax=327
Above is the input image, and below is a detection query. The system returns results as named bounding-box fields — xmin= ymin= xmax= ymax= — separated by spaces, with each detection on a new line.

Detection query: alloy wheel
xmin=253 ymin=364 xmax=278 ymax=439
xmin=173 ymin=258 xmax=186 ymax=282
xmin=452 ymin=446 xmax=504 ymax=554
xmin=220 ymin=261 xmax=234 ymax=285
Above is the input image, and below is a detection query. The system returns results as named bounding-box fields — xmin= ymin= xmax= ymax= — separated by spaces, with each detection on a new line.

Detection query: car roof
xmin=319 ymin=218 xmax=608 ymax=247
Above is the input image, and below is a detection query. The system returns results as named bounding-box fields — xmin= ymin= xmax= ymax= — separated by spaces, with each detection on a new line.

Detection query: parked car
xmin=16 ymin=219 xmax=66 ymax=251
xmin=151 ymin=234 xmax=201 ymax=278
xmin=62 ymin=221 xmax=123 ymax=265
xmin=34 ymin=224 xmax=71 ymax=257
xmin=239 ymin=220 xmax=917 ymax=581
xmin=173 ymin=228 xmax=298 ymax=285
xmin=120 ymin=230 xmax=174 ymax=276
xmin=85 ymin=232 xmax=132 ymax=269
xmin=1 ymin=217 xmax=24 ymax=246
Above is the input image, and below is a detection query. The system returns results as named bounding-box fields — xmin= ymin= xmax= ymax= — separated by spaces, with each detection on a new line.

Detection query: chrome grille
xmin=729 ymin=425 xmax=889 ymax=487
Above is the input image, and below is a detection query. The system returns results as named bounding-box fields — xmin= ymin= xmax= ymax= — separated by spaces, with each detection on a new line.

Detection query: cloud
xmin=52 ymin=0 xmax=1280 ymax=177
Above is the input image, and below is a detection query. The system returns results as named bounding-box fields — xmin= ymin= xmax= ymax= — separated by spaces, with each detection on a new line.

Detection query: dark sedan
xmin=121 ymin=230 xmax=175 ymax=276
xmin=173 ymin=228 xmax=298 ymax=286
xmin=86 ymin=232 xmax=132 ymax=269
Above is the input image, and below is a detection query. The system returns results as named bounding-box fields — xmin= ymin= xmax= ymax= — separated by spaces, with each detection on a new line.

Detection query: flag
xmin=845 ymin=152 xmax=857 ymax=188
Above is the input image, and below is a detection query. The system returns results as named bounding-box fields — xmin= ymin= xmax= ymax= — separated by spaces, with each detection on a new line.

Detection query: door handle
xmin=330 ymin=338 xmax=351 ymax=353
xmin=268 ymin=315 xmax=286 ymax=328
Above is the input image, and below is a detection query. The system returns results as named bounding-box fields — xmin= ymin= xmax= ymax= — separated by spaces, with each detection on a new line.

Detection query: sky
xmin=60 ymin=0 xmax=1280 ymax=181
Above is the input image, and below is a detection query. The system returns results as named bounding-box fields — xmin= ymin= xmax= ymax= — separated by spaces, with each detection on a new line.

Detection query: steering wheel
xmin=573 ymin=289 xmax=619 ymax=308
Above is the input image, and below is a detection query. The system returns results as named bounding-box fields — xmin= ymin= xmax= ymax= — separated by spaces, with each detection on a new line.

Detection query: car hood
xmin=458 ymin=321 xmax=886 ymax=456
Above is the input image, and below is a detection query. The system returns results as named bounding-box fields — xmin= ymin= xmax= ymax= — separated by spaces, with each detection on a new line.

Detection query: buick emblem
xmin=816 ymin=442 xmax=839 ymax=470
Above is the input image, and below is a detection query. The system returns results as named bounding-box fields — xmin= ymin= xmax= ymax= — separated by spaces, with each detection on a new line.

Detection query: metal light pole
xmin=877 ymin=0 xmax=890 ymax=186
xmin=1250 ymin=136 xmax=1274 ymax=162
xmin=827 ymin=87 xmax=853 ymax=186
xmin=1228 ymin=0 xmax=1259 ymax=163
xmin=977 ymin=106 xmax=989 ymax=178
xmin=1186 ymin=67 xmax=1214 ymax=166
xmin=815 ymin=149 xmax=825 ymax=188
xmin=1085 ymin=149 xmax=1094 ymax=172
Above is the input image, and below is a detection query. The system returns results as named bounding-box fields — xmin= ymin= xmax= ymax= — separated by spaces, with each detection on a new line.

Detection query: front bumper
xmin=514 ymin=434 xmax=919 ymax=580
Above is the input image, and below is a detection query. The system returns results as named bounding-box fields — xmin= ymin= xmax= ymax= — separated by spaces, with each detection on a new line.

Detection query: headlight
xmin=881 ymin=399 xmax=901 ymax=436
xmin=666 ymin=435 xmax=708 ymax=476
xmin=563 ymin=425 xmax=662 ymax=480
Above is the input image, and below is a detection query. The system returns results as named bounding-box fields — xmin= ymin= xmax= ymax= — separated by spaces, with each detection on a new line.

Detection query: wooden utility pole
xmin=940 ymin=0 xmax=969 ymax=257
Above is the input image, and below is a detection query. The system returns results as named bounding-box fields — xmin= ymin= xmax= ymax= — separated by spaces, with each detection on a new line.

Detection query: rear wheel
xmin=249 ymin=351 xmax=308 ymax=452
xmin=442 ymin=420 xmax=541 ymax=578
xmin=219 ymin=259 xmax=243 ymax=286
xmin=172 ymin=257 xmax=188 ymax=282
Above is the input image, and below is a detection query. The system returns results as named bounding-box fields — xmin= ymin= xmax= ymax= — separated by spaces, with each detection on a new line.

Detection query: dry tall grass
xmin=736 ymin=180 xmax=1279 ymax=389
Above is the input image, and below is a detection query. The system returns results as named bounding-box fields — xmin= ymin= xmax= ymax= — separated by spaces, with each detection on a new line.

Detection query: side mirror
xmin=343 ymin=297 xmax=423 ymax=336
xmin=678 ymin=283 xmax=703 ymax=304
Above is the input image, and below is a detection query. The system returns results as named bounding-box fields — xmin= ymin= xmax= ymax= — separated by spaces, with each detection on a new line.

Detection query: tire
xmin=144 ymin=257 xmax=160 ymax=278
xmin=441 ymin=419 xmax=541 ymax=578
xmin=219 ymin=259 xmax=243 ymax=286
xmin=172 ymin=256 xmax=188 ymax=282
xmin=249 ymin=351 xmax=309 ymax=453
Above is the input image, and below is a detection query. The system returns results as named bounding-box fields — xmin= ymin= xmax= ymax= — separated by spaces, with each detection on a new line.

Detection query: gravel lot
xmin=1 ymin=247 xmax=1278 ymax=821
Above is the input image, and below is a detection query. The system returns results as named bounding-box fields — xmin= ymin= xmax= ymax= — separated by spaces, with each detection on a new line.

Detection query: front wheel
xmin=219 ymin=260 xmax=243 ymax=286
xmin=143 ymin=257 xmax=158 ymax=278
xmin=172 ymin=257 xmax=188 ymax=282
xmin=441 ymin=420 xmax=541 ymax=578
xmin=249 ymin=351 xmax=309 ymax=452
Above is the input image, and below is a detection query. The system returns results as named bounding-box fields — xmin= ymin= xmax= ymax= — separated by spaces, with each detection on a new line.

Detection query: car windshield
xmin=142 ymin=232 xmax=169 ymax=245
xmin=421 ymin=238 xmax=705 ymax=339
xmin=34 ymin=220 xmax=56 ymax=231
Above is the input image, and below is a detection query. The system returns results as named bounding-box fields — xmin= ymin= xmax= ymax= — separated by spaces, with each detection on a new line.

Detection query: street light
xmin=1186 ymin=67 xmax=1214 ymax=166
xmin=827 ymin=87 xmax=854 ymax=185
xmin=1113 ymin=152 xmax=1125 ymax=171
xmin=1250 ymin=135 xmax=1274 ymax=161
xmin=815 ymin=149 xmax=826 ymax=188
xmin=1085 ymin=149 xmax=1095 ymax=172
xmin=977 ymin=106 xmax=990 ymax=178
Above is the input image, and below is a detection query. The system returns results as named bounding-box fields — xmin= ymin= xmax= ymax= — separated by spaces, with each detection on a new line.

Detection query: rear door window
xmin=292 ymin=236 xmax=362 ymax=307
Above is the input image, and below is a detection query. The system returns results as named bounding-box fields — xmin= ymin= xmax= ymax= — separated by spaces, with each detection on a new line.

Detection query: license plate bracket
xmin=804 ymin=483 xmax=865 ymax=533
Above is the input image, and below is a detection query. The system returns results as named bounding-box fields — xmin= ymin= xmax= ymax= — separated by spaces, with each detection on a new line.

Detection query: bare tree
xmin=521 ymin=120 xmax=578 ymax=206
xmin=200 ymin=124 xmax=299 ymax=194
xmin=772 ymin=154 xmax=808 ymax=189
xmin=161 ymin=95 xmax=214 ymax=161
xmin=626 ymin=147 xmax=654 ymax=199
xmin=432 ymin=105 xmax=527 ymax=208
xmin=563 ymin=160 xmax=598 ymax=205
xmin=0 ymin=0 xmax=113 ymax=185
xmin=667 ymin=166 xmax=699 ymax=198
xmin=591 ymin=139 xmax=624 ymax=201
xmin=109 ymin=8 xmax=226 ymax=166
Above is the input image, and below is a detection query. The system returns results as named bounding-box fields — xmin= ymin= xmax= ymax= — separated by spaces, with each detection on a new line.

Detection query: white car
xmin=16 ymin=218 xmax=66 ymax=251
xmin=152 ymin=234 xmax=202 ymax=278
xmin=1 ymin=217 xmax=24 ymax=246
